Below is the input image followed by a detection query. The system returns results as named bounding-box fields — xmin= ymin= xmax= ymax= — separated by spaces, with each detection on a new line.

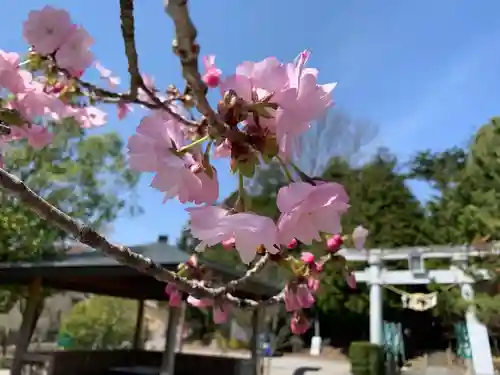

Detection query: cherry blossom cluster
xmin=0 ymin=6 xmax=112 ymax=166
xmin=2 ymin=5 xmax=370 ymax=335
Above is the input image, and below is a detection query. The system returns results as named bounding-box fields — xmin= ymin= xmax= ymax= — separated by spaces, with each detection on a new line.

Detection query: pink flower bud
xmin=186 ymin=254 xmax=198 ymax=268
xmin=326 ymin=234 xmax=343 ymax=253
xmin=202 ymin=55 xmax=222 ymax=88
xmin=290 ymin=310 xmax=310 ymax=335
xmin=222 ymin=238 xmax=235 ymax=250
xmin=307 ymin=277 xmax=320 ymax=293
xmin=165 ymin=284 xmax=182 ymax=307
xmin=300 ymin=252 xmax=315 ymax=264
xmin=344 ymin=270 xmax=357 ymax=289
xmin=203 ymin=71 xmax=221 ymax=88
xmin=287 ymin=238 xmax=298 ymax=249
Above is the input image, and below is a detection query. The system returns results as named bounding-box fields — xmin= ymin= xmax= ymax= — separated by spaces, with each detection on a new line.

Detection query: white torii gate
xmin=339 ymin=246 xmax=496 ymax=375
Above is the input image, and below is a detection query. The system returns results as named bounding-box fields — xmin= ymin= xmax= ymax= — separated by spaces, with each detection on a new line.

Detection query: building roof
xmin=0 ymin=237 xmax=281 ymax=301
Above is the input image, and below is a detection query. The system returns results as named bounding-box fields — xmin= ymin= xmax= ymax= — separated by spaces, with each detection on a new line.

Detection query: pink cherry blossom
xmin=275 ymin=51 xmax=336 ymax=159
xmin=95 ymin=61 xmax=120 ymax=88
xmin=127 ymin=113 xmax=187 ymax=172
xmin=138 ymin=74 xmax=156 ymax=103
xmin=221 ymin=57 xmax=290 ymax=103
xmin=352 ymin=226 xmax=369 ymax=250
xmin=0 ymin=51 xmax=32 ymax=94
xmin=286 ymin=50 xmax=336 ymax=119
xmin=128 ymin=114 xmax=219 ymax=204
xmin=277 ymin=181 xmax=350 ymax=245
xmin=202 ymin=55 xmax=222 ymax=88
xmin=213 ymin=139 xmax=232 ymax=159
xmin=290 ymin=311 xmax=309 ymax=335
xmin=187 ymin=296 xmax=212 ymax=308
xmin=165 ymin=284 xmax=182 ymax=307
xmin=12 ymin=92 xmax=51 ymax=121
xmin=187 ymin=296 xmax=231 ymax=324
xmin=23 ymin=6 xmax=75 ymax=56
xmin=117 ymin=102 xmax=132 ymax=120
xmin=307 ymin=276 xmax=320 ymax=293
xmin=344 ymin=270 xmax=357 ymax=289
xmin=73 ymin=106 xmax=107 ymax=128
xmin=152 ymin=164 xmax=219 ymax=205
xmin=213 ymin=302 xmax=232 ymax=324
xmin=220 ymin=52 xmax=335 ymax=159
xmin=284 ymin=283 xmax=315 ymax=312
xmin=55 ymin=27 xmax=94 ymax=77
xmin=10 ymin=125 xmax=53 ymax=149
xmin=220 ymin=57 xmax=295 ymax=141
xmin=187 ymin=206 xmax=279 ymax=264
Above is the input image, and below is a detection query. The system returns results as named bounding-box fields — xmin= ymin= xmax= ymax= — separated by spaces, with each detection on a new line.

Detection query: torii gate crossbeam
xmin=337 ymin=246 xmax=496 ymax=375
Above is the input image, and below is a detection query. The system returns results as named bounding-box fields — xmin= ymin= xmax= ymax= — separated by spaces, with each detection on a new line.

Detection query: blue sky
xmin=2 ymin=1 xmax=500 ymax=246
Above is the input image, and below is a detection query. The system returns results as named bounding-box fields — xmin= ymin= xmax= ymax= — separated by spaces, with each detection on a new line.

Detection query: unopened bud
xmin=256 ymin=245 xmax=266 ymax=255
xmin=222 ymin=238 xmax=235 ymax=250
xmin=287 ymin=238 xmax=298 ymax=250
xmin=186 ymin=254 xmax=198 ymax=268
xmin=326 ymin=234 xmax=343 ymax=253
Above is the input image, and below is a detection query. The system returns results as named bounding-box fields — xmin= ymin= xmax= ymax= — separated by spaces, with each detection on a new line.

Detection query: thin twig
xmin=0 ymin=123 xmax=11 ymax=136
xmin=163 ymin=0 xmax=227 ymax=135
xmin=214 ymin=253 xmax=271 ymax=297
xmin=76 ymin=78 xmax=199 ymax=127
xmin=0 ymin=168 xmax=283 ymax=308
xmin=136 ymin=79 xmax=198 ymax=127
xmin=119 ymin=0 xmax=141 ymax=97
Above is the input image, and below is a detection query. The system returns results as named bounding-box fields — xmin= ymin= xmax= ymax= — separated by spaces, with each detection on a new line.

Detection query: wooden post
xmin=133 ymin=299 xmax=145 ymax=349
xmin=160 ymin=306 xmax=181 ymax=375
xmin=11 ymin=278 xmax=43 ymax=375
xmin=175 ymin=302 xmax=186 ymax=352
xmin=249 ymin=308 xmax=263 ymax=375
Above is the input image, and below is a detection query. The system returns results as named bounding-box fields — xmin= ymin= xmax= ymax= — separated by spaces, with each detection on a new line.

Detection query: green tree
xmin=317 ymin=148 xmax=429 ymax=316
xmin=59 ymin=296 xmax=137 ymax=349
xmin=409 ymin=117 xmax=500 ymax=329
xmin=0 ymin=120 xmax=140 ymax=310
xmin=323 ymin=148 xmax=429 ymax=249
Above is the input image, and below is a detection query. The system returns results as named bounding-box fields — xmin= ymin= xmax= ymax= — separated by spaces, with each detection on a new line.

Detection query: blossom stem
xmin=289 ymin=161 xmax=316 ymax=185
xmin=238 ymin=173 xmax=248 ymax=211
xmin=18 ymin=60 xmax=31 ymax=68
xmin=276 ymin=156 xmax=294 ymax=182
xmin=178 ymin=134 xmax=209 ymax=153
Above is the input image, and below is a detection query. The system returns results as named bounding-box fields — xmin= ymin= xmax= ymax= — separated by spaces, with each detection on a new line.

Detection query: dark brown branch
xmin=163 ymin=0 xmax=227 ymax=135
xmin=76 ymin=78 xmax=199 ymax=127
xmin=119 ymin=0 xmax=141 ymax=97
xmin=0 ymin=123 xmax=11 ymax=135
xmin=0 ymin=168 xmax=283 ymax=309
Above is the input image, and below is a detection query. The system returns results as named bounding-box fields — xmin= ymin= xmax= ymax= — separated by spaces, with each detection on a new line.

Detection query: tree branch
xmin=163 ymin=0 xmax=227 ymax=135
xmin=119 ymin=0 xmax=141 ymax=97
xmin=0 ymin=168 xmax=283 ymax=309
xmin=214 ymin=253 xmax=270 ymax=297
xmin=75 ymin=77 xmax=199 ymax=127
xmin=0 ymin=123 xmax=11 ymax=136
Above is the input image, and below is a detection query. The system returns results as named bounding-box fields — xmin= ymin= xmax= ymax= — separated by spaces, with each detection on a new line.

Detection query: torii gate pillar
xmin=368 ymin=250 xmax=383 ymax=345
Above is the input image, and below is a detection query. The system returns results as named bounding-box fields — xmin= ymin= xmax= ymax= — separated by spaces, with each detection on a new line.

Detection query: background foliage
xmin=59 ymin=296 xmax=137 ymax=350
xmin=0 ymin=119 xmax=140 ymax=311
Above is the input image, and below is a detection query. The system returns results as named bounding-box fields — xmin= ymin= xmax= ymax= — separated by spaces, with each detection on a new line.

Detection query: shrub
xmin=348 ymin=341 xmax=384 ymax=375
xmin=59 ymin=296 xmax=137 ymax=350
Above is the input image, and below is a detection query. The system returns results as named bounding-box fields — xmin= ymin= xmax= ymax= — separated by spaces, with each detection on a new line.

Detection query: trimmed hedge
xmin=348 ymin=341 xmax=384 ymax=375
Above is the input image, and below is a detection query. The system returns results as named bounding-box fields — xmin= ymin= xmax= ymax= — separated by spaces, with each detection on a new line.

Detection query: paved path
xmin=263 ymin=356 xmax=351 ymax=375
